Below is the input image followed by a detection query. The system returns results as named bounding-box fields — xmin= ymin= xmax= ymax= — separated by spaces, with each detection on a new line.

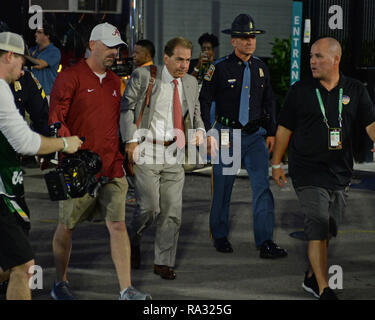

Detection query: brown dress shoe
xmin=154 ymin=264 xmax=176 ymax=280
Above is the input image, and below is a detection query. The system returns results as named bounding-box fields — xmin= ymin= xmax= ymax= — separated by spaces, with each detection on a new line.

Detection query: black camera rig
xmin=44 ymin=123 xmax=108 ymax=201
xmin=111 ymin=57 xmax=134 ymax=77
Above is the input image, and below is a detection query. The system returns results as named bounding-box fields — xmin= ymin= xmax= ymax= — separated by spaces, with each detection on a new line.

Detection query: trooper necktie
xmin=173 ymin=79 xmax=185 ymax=149
xmin=239 ymin=61 xmax=250 ymax=126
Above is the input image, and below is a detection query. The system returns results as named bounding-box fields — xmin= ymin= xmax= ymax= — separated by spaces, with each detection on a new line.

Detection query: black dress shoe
xmin=259 ymin=240 xmax=287 ymax=259
xmin=214 ymin=237 xmax=233 ymax=253
xmin=131 ymin=245 xmax=141 ymax=269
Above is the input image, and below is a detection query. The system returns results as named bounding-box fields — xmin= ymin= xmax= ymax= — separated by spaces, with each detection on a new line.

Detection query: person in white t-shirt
xmin=0 ymin=32 xmax=82 ymax=300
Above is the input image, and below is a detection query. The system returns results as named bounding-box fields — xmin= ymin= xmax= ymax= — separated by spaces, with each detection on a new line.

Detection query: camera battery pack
xmin=44 ymin=171 xmax=69 ymax=201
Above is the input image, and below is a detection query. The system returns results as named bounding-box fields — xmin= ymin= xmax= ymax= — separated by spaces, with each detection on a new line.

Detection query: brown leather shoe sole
xmin=154 ymin=264 xmax=176 ymax=280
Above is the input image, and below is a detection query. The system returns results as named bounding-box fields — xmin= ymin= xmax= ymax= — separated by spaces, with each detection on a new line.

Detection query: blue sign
xmin=290 ymin=1 xmax=303 ymax=85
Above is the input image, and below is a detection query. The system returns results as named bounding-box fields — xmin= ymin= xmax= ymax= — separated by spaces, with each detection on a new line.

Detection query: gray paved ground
xmin=17 ymin=164 xmax=375 ymax=300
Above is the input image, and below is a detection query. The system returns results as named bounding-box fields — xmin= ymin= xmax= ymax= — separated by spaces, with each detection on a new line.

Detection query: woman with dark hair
xmin=189 ymin=32 xmax=219 ymax=85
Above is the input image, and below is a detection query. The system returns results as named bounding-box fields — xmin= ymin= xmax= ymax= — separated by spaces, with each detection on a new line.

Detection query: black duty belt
xmin=216 ymin=115 xmax=270 ymax=134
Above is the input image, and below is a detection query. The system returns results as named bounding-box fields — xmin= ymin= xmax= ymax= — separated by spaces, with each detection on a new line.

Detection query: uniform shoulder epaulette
xmin=213 ymin=55 xmax=228 ymax=66
xmin=29 ymin=70 xmax=47 ymax=99
xmin=252 ymin=56 xmax=263 ymax=63
xmin=29 ymin=71 xmax=42 ymax=90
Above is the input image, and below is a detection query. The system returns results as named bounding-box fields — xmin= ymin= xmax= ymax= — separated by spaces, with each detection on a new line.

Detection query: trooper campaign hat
xmin=222 ymin=14 xmax=265 ymax=37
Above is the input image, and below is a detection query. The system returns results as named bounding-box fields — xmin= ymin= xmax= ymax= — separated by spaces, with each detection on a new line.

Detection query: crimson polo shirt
xmin=49 ymin=59 xmax=124 ymax=179
xmin=279 ymin=74 xmax=375 ymax=190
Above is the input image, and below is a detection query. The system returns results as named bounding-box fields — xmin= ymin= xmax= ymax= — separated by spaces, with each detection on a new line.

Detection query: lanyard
xmin=315 ymin=88 xmax=343 ymax=128
xmin=31 ymin=48 xmax=43 ymax=59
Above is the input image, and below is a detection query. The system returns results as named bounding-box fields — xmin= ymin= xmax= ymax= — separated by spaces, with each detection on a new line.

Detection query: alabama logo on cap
xmin=342 ymin=95 xmax=350 ymax=105
xmin=112 ymin=29 xmax=121 ymax=37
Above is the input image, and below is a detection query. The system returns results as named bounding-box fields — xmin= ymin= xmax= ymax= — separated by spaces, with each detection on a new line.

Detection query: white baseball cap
xmin=89 ymin=23 xmax=127 ymax=47
xmin=0 ymin=32 xmax=25 ymax=55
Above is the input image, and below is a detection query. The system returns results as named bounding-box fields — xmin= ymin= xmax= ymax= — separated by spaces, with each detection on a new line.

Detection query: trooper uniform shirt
xmin=199 ymin=52 xmax=276 ymax=134
xmin=279 ymin=75 xmax=375 ymax=190
xmin=11 ymin=70 xmax=49 ymax=136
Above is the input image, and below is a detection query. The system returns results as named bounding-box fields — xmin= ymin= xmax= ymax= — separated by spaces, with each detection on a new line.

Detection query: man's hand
xmin=207 ymin=136 xmax=218 ymax=158
xmin=190 ymin=130 xmax=205 ymax=146
xmin=63 ymin=136 xmax=83 ymax=154
xmin=272 ymin=167 xmax=288 ymax=188
xmin=266 ymin=136 xmax=275 ymax=153
xmin=125 ymin=142 xmax=139 ymax=164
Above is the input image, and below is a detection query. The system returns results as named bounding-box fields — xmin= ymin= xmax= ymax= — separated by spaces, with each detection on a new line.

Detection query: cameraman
xmin=48 ymin=23 xmax=150 ymax=300
xmin=0 ymin=31 xmax=82 ymax=300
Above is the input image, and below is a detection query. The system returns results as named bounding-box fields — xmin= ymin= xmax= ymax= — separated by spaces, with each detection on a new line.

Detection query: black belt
xmin=216 ymin=115 xmax=269 ymax=134
xmin=146 ymin=138 xmax=176 ymax=146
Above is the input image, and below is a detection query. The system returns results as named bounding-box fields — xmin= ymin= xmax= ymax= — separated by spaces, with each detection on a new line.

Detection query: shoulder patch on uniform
xmin=204 ymin=64 xmax=215 ymax=81
xmin=259 ymin=68 xmax=264 ymax=77
xmin=14 ymin=81 xmax=22 ymax=92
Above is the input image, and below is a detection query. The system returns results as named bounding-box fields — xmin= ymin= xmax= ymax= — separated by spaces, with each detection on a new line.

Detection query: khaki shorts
xmin=58 ymin=177 xmax=128 ymax=230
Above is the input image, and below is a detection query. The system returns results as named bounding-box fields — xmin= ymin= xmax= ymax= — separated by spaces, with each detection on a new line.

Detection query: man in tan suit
xmin=121 ymin=37 xmax=216 ymax=279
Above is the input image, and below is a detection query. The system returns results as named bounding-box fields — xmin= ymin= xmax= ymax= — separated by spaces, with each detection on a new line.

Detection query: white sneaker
xmin=119 ymin=286 xmax=152 ymax=300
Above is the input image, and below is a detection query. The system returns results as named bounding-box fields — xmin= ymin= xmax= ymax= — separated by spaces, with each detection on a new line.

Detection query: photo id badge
xmin=328 ymin=128 xmax=342 ymax=150
xmin=221 ymin=130 xmax=230 ymax=148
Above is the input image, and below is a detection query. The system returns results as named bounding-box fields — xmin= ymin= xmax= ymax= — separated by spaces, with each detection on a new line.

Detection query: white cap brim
xmin=101 ymin=38 xmax=127 ymax=48
xmin=0 ymin=44 xmax=24 ymax=55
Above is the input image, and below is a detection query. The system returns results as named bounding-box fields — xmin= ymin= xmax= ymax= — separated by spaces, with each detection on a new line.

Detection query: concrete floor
xmin=7 ymin=164 xmax=375 ymax=300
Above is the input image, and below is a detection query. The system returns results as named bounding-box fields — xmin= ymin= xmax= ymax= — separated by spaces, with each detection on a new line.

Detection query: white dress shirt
xmin=149 ymin=66 xmax=183 ymax=142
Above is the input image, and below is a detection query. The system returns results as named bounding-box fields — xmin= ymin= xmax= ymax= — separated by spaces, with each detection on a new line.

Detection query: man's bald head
xmin=313 ymin=37 xmax=342 ymax=59
xmin=310 ymin=37 xmax=341 ymax=82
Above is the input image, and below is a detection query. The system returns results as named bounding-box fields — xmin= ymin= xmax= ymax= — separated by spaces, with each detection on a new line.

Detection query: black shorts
xmin=0 ymin=196 xmax=34 ymax=271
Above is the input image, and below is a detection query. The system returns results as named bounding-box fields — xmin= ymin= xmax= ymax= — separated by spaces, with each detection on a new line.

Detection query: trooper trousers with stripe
xmin=209 ymin=122 xmax=275 ymax=247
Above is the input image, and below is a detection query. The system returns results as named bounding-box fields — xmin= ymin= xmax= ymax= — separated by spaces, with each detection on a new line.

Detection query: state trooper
xmin=199 ymin=14 xmax=287 ymax=258
xmin=11 ymin=69 xmax=49 ymax=136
